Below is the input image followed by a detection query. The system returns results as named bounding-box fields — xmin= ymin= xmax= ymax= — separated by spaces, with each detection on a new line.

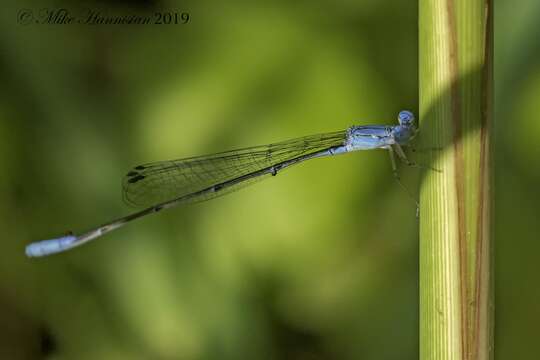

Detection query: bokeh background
xmin=0 ymin=0 xmax=537 ymax=359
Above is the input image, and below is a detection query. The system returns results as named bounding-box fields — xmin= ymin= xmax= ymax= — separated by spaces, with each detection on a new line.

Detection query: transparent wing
xmin=123 ymin=130 xmax=347 ymax=207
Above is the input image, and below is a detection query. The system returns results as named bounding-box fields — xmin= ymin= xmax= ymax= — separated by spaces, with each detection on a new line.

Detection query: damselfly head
xmin=398 ymin=110 xmax=415 ymax=127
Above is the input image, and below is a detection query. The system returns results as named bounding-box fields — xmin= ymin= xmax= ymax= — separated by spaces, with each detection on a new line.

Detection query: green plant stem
xmin=419 ymin=1 xmax=493 ymax=359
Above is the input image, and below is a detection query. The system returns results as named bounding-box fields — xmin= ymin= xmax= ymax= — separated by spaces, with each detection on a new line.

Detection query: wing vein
xmin=122 ymin=130 xmax=347 ymax=207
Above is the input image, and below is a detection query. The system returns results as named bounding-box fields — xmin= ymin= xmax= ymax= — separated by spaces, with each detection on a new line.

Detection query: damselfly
xmin=26 ymin=110 xmax=420 ymax=257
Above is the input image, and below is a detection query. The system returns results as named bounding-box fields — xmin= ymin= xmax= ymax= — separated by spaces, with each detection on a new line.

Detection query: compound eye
xmin=398 ymin=110 xmax=415 ymax=125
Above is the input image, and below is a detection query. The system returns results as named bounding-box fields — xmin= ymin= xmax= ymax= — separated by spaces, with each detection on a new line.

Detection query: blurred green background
xmin=0 ymin=0 xmax=537 ymax=359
